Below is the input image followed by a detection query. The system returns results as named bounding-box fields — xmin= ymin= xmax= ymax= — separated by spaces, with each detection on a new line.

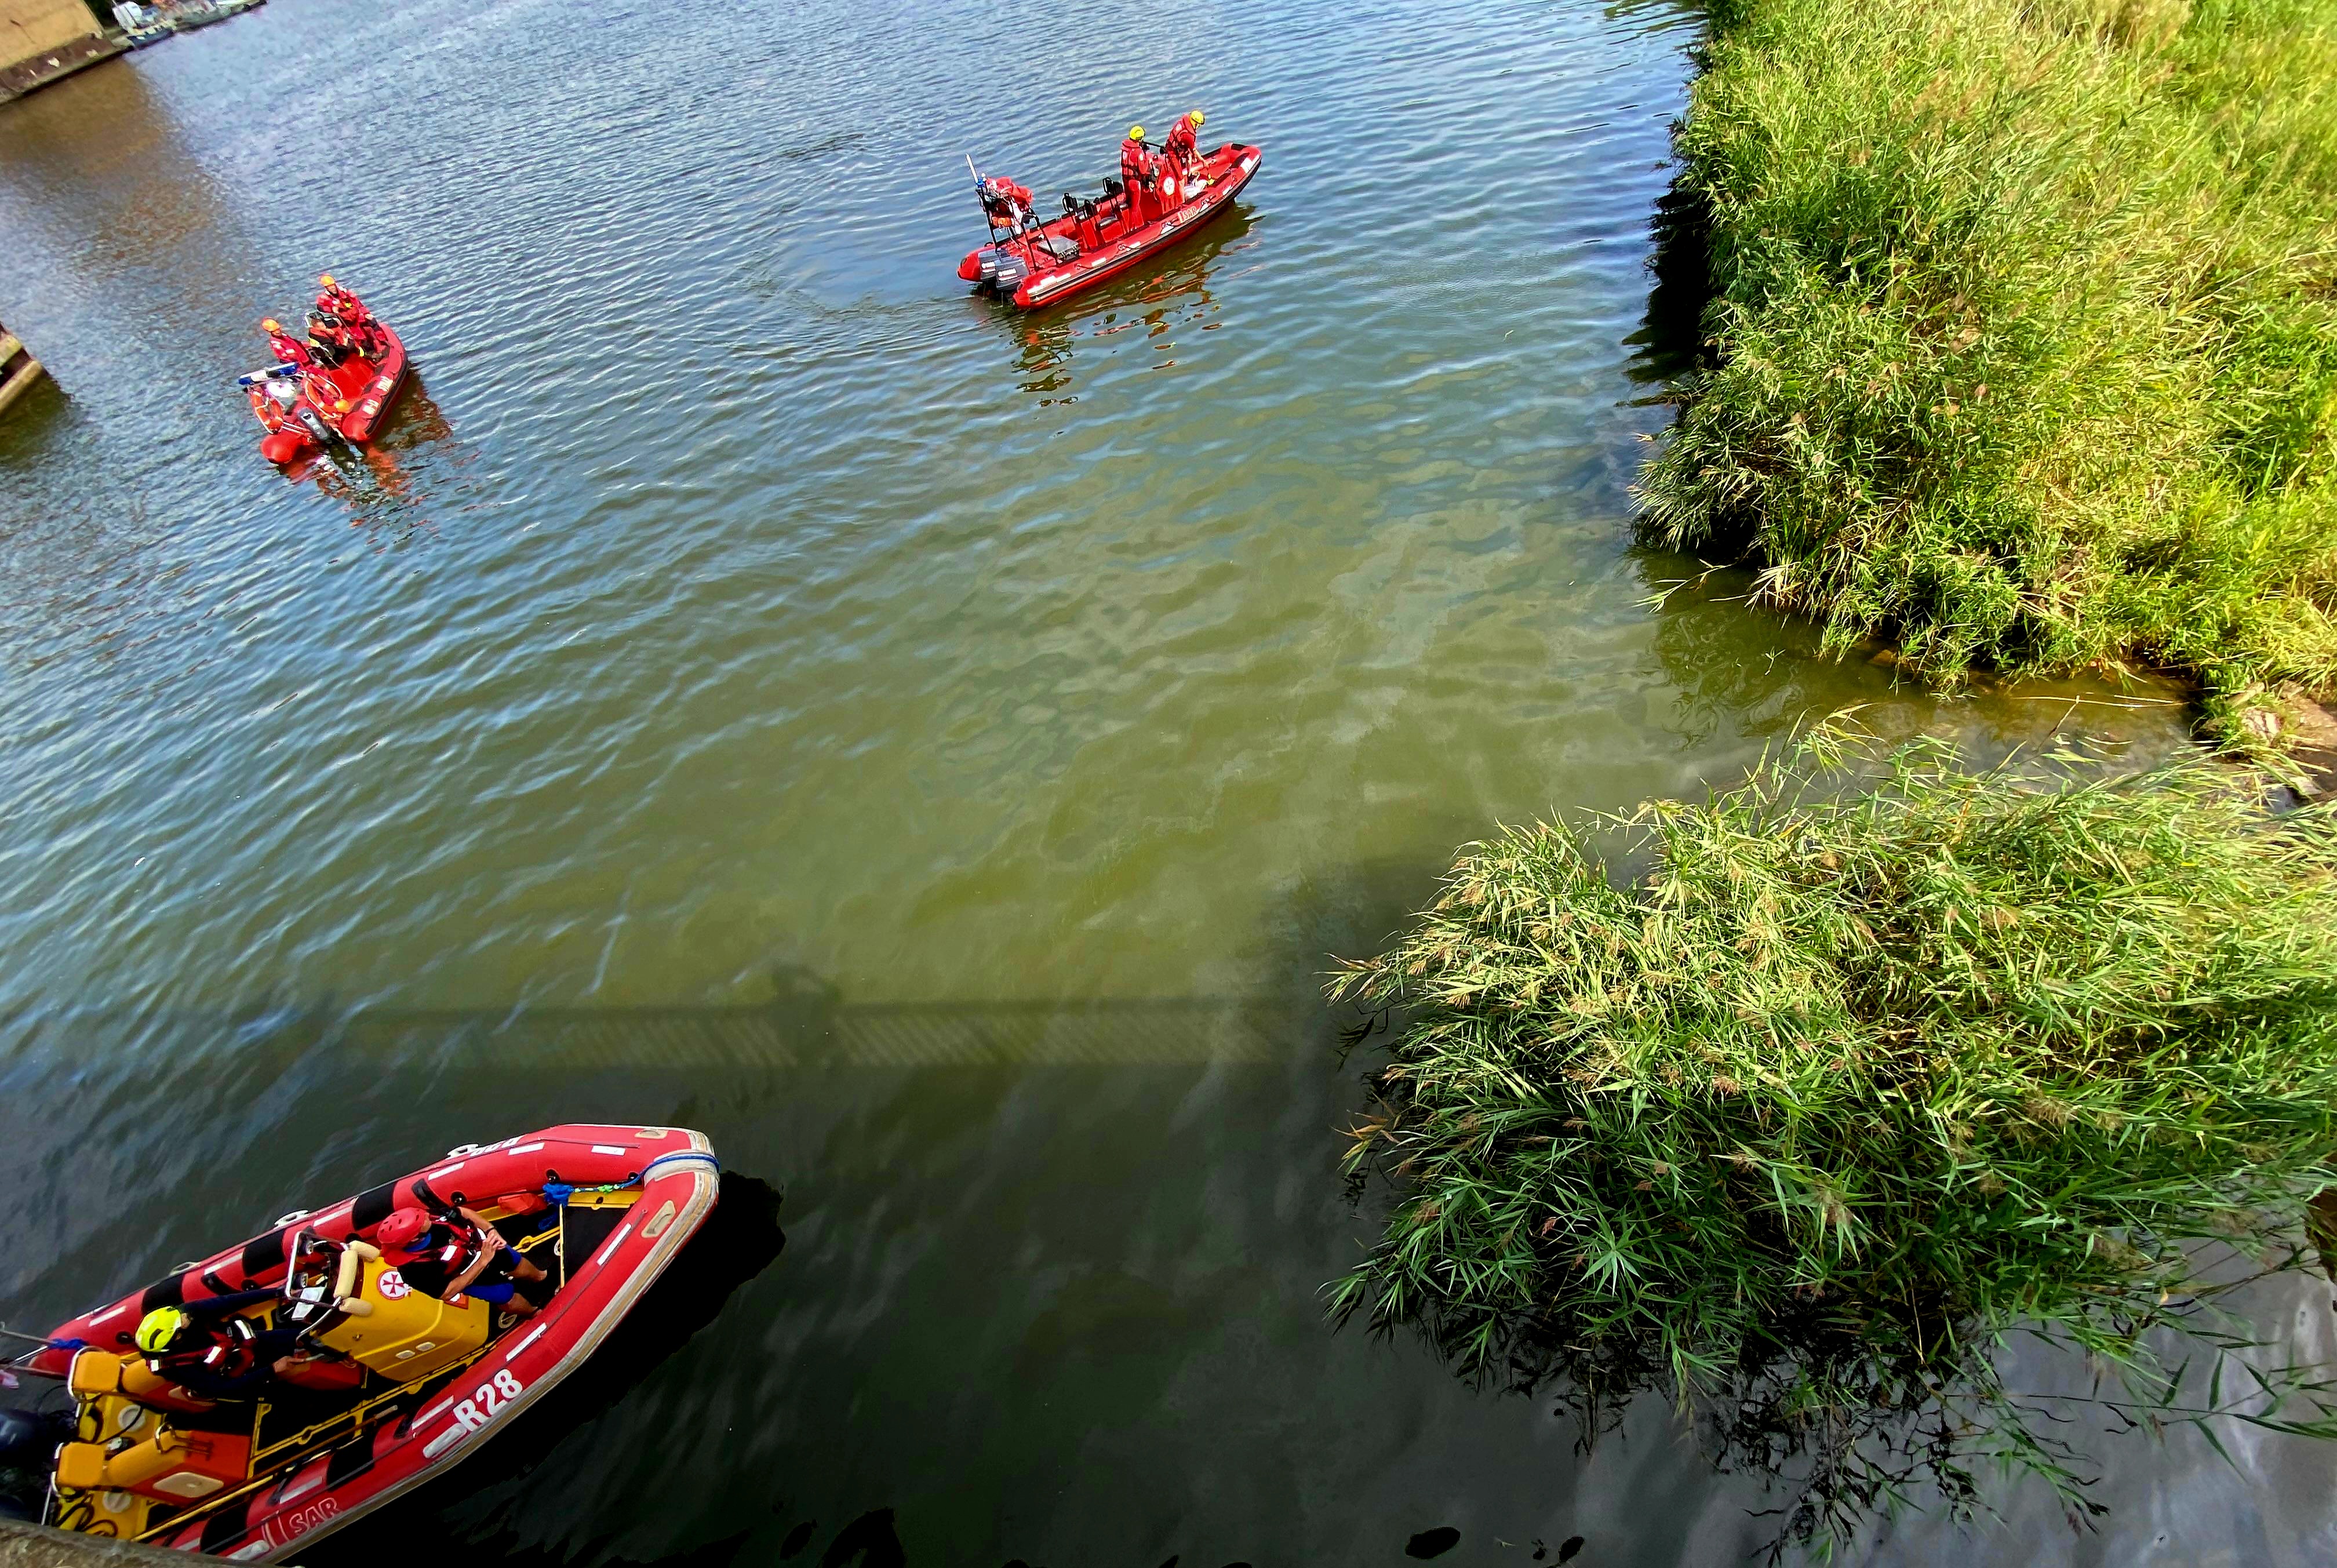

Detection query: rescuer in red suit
xmin=261 ymin=318 xmax=311 ymax=369
xmin=1164 ymin=110 xmax=1203 ymax=176
xmin=314 ymin=274 xmax=388 ymax=360
xmin=1120 ymin=125 xmax=1162 ymax=223
xmin=315 ymin=274 xmax=370 ymax=328
xmin=983 ymin=174 xmax=1034 ymax=229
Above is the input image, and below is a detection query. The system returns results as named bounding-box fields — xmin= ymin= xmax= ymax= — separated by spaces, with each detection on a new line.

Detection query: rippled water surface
xmin=6 ymin=0 xmax=2317 ymax=1563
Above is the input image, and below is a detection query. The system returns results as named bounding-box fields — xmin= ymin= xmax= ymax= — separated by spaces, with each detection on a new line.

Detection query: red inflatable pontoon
xmin=27 ymin=1125 xmax=719 ymax=1560
xmin=959 ymin=140 xmax=1262 ymax=309
xmin=243 ymin=320 xmax=409 ymax=466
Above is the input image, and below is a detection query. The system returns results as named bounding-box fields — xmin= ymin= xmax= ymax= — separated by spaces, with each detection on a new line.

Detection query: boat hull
xmin=35 ymin=1124 xmax=720 ymax=1560
xmin=252 ymin=320 xmax=407 ymax=465
xmin=960 ymin=142 xmax=1262 ymax=310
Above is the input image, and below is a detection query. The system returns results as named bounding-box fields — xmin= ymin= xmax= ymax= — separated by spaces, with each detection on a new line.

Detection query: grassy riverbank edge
xmin=1633 ymin=0 xmax=2337 ymax=752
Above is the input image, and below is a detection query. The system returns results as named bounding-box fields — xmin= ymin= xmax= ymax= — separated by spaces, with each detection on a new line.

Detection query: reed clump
xmin=1636 ymin=0 xmax=2337 ymax=726
xmin=1331 ymin=730 xmax=2337 ymax=1548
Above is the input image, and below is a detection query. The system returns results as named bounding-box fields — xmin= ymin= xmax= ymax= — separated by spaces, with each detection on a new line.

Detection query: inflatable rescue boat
xmin=959 ymin=139 xmax=1262 ymax=309
xmin=20 ymin=1125 xmax=718 ymax=1559
xmin=241 ymin=321 xmax=408 ymax=466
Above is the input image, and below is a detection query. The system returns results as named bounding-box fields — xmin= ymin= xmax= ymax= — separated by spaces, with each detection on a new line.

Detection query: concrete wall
xmin=0 ymin=0 xmax=101 ymax=74
xmin=0 ymin=1519 xmax=202 ymax=1567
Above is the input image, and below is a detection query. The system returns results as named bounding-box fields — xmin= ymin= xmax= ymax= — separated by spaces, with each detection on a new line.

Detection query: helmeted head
xmin=318 ymin=274 xmax=336 ymax=290
xmin=376 ymin=1207 xmax=433 ymax=1253
xmin=1186 ymin=110 xmax=1204 ymax=128
xmin=1127 ymin=125 xmax=1145 ymax=142
xmin=135 ymin=1307 xmax=187 ymax=1354
xmin=261 ymin=318 xmax=282 ymax=335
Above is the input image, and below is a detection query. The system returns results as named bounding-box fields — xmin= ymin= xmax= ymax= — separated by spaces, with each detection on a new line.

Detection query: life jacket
xmin=151 ymin=1318 xmax=258 ymax=1385
xmin=318 ymin=288 xmax=369 ymax=325
xmin=306 ymin=320 xmax=349 ymax=369
xmin=267 ymin=333 xmax=311 ymax=368
xmin=980 ymin=176 xmax=1033 ymax=228
xmin=1120 ymin=139 xmax=1153 ymax=192
xmin=418 ymin=1220 xmax=488 ymax=1276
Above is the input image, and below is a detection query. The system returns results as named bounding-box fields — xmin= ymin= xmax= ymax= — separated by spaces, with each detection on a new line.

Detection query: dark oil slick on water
xmin=0 ymin=0 xmax=2321 ymax=1562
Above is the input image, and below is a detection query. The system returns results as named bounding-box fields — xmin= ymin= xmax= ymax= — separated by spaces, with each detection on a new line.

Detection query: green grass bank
xmin=1332 ymin=733 xmax=2337 ymax=1545
xmin=1637 ymin=0 xmax=2337 ymax=730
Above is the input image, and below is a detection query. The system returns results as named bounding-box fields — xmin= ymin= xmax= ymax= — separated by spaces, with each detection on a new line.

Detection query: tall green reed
xmin=1637 ymin=0 xmax=2337 ymax=733
xmin=1332 ymin=725 xmax=2337 ymax=1552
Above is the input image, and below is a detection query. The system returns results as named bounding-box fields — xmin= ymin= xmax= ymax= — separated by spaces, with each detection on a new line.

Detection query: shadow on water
xmin=281 ymin=373 xmax=460 ymax=534
xmin=1623 ymin=175 xmax=1715 ymax=390
xmin=969 ymin=206 xmax=1262 ymax=408
xmin=0 ymin=882 xmax=1557 ymax=1568
xmin=0 ymin=370 xmax=73 ymax=464
xmin=301 ymin=1173 xmax=788 ymax=1568
xmin=1629 ymin=546 xmax=2196 ymax=762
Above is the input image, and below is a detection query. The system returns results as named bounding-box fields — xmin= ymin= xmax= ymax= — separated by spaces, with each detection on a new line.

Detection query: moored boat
xmin=959 ymin=138 xmax=1262 ymax=310
xmin=23 ymin=1125 xmax=719 ymax=1559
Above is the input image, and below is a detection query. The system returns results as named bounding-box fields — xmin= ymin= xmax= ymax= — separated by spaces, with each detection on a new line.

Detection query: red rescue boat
xmin=242 ymin=320 xmax=409 ymax=467
xmin=958 ymin=139 xmax=1262 ymax=310
xmin=25 ymin=1124 xmax=719 ymax=1559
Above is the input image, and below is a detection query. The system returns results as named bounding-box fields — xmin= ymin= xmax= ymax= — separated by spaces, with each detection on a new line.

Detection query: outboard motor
xmin=297 ymin=405 xmax=337 ymax=446
xmin=0 ymin=1407 xmax=70 ymax=1468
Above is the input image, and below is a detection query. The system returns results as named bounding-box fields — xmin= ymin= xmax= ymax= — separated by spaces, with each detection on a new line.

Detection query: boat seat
xmin=312 ymin=1243 xmax=488 ymax=1381
xmin=56 ymin=1425 xmax=250 ymax=1502
xmin=67 ymin=1349 xmax=215 ymax=1416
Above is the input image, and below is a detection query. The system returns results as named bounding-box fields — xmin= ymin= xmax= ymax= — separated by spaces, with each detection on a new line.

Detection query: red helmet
xmin=375 ymin=1207 xmax=433 ymax=1252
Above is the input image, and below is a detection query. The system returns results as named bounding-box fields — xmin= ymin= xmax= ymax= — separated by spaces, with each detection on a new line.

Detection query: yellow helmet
xmin=261 ymin=318 xmax=282 ymax=334
xmin=1187 ymin=110 xmax=1204 ymax=126
xmin=1128 ymin=125 xmax=1145 ymax=141
xmin=318 ymin=273 xmax=336 ymax=289
xmin=135 ymin=1307 xmax=187 ymax=1354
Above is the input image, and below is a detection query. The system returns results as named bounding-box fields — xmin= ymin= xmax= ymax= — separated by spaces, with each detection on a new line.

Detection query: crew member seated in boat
xmin=261 ymin=318 xmax=311 ymax=369
xmin=1120 ymin=126 xmax=1162 ymax=223
xmin=305 ymin=310 xmax=351 ymax=370
xmin=315 ymin=274 xmax=369 ymax=328
xmin=1164 ymin=110 xmax=1203 ymax=175
xmin=135 ymin=1298 xmax=315 ymax=1402
xmin=376 ymin=1205 xmax=548 ymax=1318
xmin=316 ymin=275 xmax=385 ymax=359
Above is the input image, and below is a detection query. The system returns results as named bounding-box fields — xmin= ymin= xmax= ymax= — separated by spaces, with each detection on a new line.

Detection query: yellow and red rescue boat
xmin=22 ymin=1125 xmax=719 ymax=1559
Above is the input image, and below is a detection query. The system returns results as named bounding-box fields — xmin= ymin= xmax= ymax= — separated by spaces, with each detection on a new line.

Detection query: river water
xmin=5 ymin=0 xmax=2321 ymax=1563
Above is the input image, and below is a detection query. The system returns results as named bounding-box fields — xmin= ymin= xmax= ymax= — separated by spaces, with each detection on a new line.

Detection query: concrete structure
xmin=0 ymin=0 xmax=123 ymax=104
xmin=0 ymin=322 xmax=49 ymax=417
xmin=0 ymin=1518 xmax=201 ymax=1566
